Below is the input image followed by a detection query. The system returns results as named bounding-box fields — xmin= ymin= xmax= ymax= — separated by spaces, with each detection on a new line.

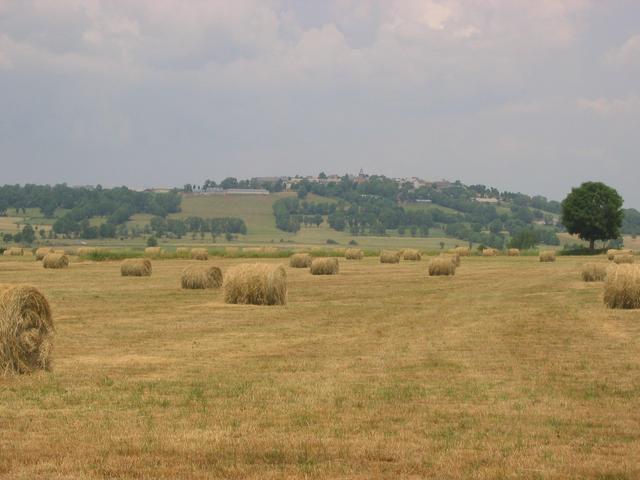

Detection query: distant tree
xmin=318 ymin=172 xmax=327 ymax=179
xmin=21 ymin=225 xmax=35 ymax=244
xmin=39 ymin=229 xmax=46 ymax=239
xmin=509 ymin=228 xmax=537 ymax=250
xmin=147 ymin=236 xmax=158 ymax=247
xmin=488 ymin=219 xmax=503 ymax=235
xmin=183 ymin=184 xmax=193 ymax=193
xmin=220 ymin=177 xmax=238 ymax=189
xmin=313 ymin=214 xmax=322 ymax=227
xmin=439 ymin=241 xmax=445 ymax=249
xmin=561 ymin=182 xmax=623 ymax=250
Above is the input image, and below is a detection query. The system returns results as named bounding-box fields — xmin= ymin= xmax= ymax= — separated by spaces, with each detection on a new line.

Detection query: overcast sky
xmin=1 ymin=1 xmax=639 ymax=206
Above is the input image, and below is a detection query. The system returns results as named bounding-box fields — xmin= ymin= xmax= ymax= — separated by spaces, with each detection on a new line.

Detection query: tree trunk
xmin=590 ymin=239 xmax=595 ymax=251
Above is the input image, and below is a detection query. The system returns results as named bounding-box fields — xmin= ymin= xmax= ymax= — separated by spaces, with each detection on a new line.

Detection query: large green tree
xmin=561 ymin=182 xmax=623 ymax=250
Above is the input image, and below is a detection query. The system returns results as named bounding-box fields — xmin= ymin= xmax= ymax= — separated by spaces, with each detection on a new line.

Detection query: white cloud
xmin=577 ymin=96 xmax=640 ymax=115
xmin=606 ymin=33 xmax=640 ymax=66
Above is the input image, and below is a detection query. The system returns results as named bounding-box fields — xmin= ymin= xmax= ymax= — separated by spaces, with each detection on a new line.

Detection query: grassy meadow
xmin=1 ymin=253 xmax=639 ymax=478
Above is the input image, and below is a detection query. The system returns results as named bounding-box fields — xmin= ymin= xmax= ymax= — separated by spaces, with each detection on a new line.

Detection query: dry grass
xmin=380 ymin=250 xmax=400 ymax=264
xmin=121 ymin=258 xmax=152 ymax=277
xmin=508 ymin=248 xmax=520 ymax=257
xmin=181 ymin=264 xmax=223 ymax=289
xmin=42 ymin=253 xmax=69 ymax=269
xmin=454 ymin=246 xmax=471 ymax=257
xmin=223 ymin=263 xmax=287 ymax=305
xmin=345 ymin=248 xmax=363 ymax=260
xmin=310 ymin=257 xmax=339 ymax=275
xmin=607 ymin=249 xmax=632 ymax=261
xmin=482 ymin=248 xmax=498 ymax=257
xmin=539 ymin=251 xmax=556 ymax=262
xmin=581 ymin=263 xmax=608 ymax=282
xmin=77 ymin=247 xmax=97 ymax=257
xmin=613 ymin=254 xmax=634 ymax=264
xmin=175 ymin=247 xmax=190 ymax=258
xmin=34 ymin=247 xmax=53 ymax=261
xmin=190 ymin=248 xmax=209 ymax=261
xmin=0 ymin=256 xmax=640 ymax=478
xmin=0 ymin=284 xmax=53 ymax=375
xmin=289 ymin=253 xmax=312 ymax=268
xmin=428 ymin=256 xmax=456 ymax=276
xmin=604 ymin=264 xmax=640 ymax=309
xmin=144 ymin=246 xmax=162 ymax=258
xmin=402 ymin=248 xmax=422 ymax=261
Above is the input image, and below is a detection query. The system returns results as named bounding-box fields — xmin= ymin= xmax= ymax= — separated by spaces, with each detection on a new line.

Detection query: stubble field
xmin=1 ymin=255 xmax=639 ymax=479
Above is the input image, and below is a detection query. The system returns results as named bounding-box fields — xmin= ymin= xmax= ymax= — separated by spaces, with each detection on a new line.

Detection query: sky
xmin=1 ymin=0 xmax=639 ymax=207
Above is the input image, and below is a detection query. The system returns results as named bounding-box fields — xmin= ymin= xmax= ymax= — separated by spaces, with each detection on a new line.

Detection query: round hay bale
xmin=289 ymin=253 xmax=312 ymax=268
xmin=223 ymin=263 xmax=287 ymax=305
xmin=190 ymin=248 xmax=209 ymax=261
xmin=4 ymin=247 xmax=24 ymax=256
xmin=34 ymin=247 xmax=53 ymax=261
xmin=402 ymin=249 xmax=422 ymax=261
xmin=604 ymin=264 xmax=640 ymax=309
xmin=310 ymin=257 xmax=339 ymax=275
xmin=454 ymin=246 xmax=471 ymax=257
xmin=428 ymin=257 xmax=456 ymax=276
xmin=0 ymin=284 xmax=54 ymax=375
xmin=43 ymin=253 xmax=69 ymax=269
xmin=539 ymin=251 xmax=556 ymax=262
xmin=121 ymin=258 xmax=152 ymax=277
xmin=345 ymin=248 xmax=364 ymax=260
xmin=482 ymin=248 xmax=498 ymax=257
xmin=440 ymin=252 xmax=460 ymax=267
xmin=613 ymin=254 xmax=634 ymax=264
xmin=380 ymin=250 xmax=401 ymax=264
xmin=181 ymin=264 xmax=223 ymax=289
xmin=581 ymin=263 xmax=608 ymax=282
xmin=508 ymin=248 xmax=520 ymax=257
xmin=144 ymin=247 xmax=162 ymax=258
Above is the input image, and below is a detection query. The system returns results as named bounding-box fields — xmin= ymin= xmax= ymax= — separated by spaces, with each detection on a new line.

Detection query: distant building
xmin=224 ymin=188 xmax=269 ymax=195
xmin=474 ymin=197 xmax=499 ymax=204
xmin=146 ymin=187 xmax=173 ymax=193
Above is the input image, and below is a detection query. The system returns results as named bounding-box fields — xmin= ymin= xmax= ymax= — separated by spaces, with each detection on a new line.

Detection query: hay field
xmin=0 ymin=256 xmax=639 ymax=478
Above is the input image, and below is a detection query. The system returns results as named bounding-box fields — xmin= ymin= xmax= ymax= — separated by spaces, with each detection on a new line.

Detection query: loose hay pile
xmin=604 ymin=264 xmax=640 ymax=309
xmin=181 ymin=264 xmax=223 ymax=289
xmin=34 ymin=247 xmax=53 ymax=261
xmin=613 ymin=254 xmax=634 ymax=264
xmin=539 ymin=251 xmax=556 ymax=262
xmin=144 ymin=247 xmax=162 ymax=257
xmin=0 ymin=284 xmax=54 ymax=375
xmin=43 ymin=253 xmax=69 ymax=269
xmin=345 ymin=248 xmax=363 ymax=260
xmin=483 ymin=248 xmax=498 ymax=257
xmin=289 ymin=253 xmax=312 ymax=268
xmin=4 ymin=247 xmax=24 ymax=256
xmin=190 ymin=248 xmax=209 ymax=261
xmin=121 ymin=258 xmax=152 ymax=277
xmin=508 ymin=248 xmax=520 ymax=257
xmin=223 ymin=264 xmax=287 ymax=305
xmin=380 ymin=250 xmax=401 ymax=264
xmin=581 ymin=263 xmax=608 ymax=282
xmin=310 ymin=257 xmax=339 ymax=275
xmin=402 ymin=249 xmax=422 ymax=261
xmin=428 ymin=257 xmax=456 ymax=276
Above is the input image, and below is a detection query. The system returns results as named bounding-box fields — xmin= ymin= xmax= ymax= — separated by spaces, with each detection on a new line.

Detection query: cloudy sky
xmin=1 ymin=1 xmax=639 ymax=206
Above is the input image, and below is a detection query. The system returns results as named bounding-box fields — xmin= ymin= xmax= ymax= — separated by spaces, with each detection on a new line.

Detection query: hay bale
xmin=482 ymin=248 xmax=498 ymax=257
xmin=508 ymin=248 xmax=520 ymax=257
xmin=0 ymin=284 xmax=54 ymax=375
xmin=613 ymin=254 xmax=634 ymax=264
xmin=176 ymin=247 xmax=190 ymax=258
xmin=181 ymin=264 xmax=223 ymax=289
xmin=43 ymin=253 xmax=69 ymax=269
xmin=345 ymin=248 xmax=364 ymax=260
xmin=455 ymin=246 xmax=471 ymax=257
xmin=539 ymin=251 xmax=556 ymax=262
xmin=428 ymin=257 xmax=456 ymax=276
xmin=34 ymin=247 xmax=53 ymax=261
xmin=607 ymin=249 xmax=620 ymax=261
xmin=604 ymin=264 xmax=640 ymax=309
xmin=121 ymin=258 xmax=152 ymax=277
xmin=144 ymin=246 xmax=162 ymax=257
xmin=380 ymin=250 xmax=401 ymax=264
xmin=223 ymin=263 xmax=287 ymax=305
xmin=190 ymin=248 xmax=209 ymax=261
xmin=440 ymin=252 xmax=460 ymax=267
xmin=402 ymin=249 xmax=422 ymax=261
xmin=289 ymin=253 xmax=312 ymax=268
xmin=581 ymin=263 xmax=608 ymax=282
xmin=310 ymin=257 xmax=339 ymax=275
xmin=4 ymin=247 xmax=24 ymax=256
